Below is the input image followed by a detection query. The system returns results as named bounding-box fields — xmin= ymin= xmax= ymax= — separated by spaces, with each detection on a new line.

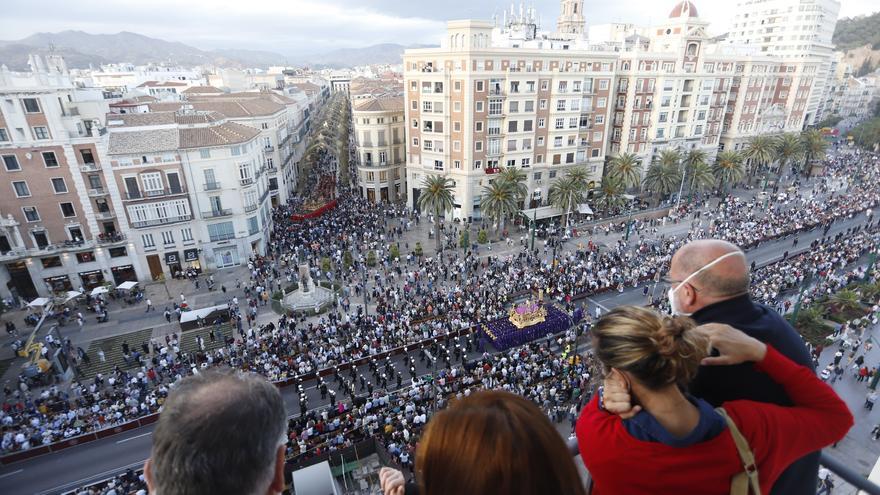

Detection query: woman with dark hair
xmin=380 ymin=390 xmax=585 ymax=495
xmin=577 ymin=305 xmax=853 ymax=494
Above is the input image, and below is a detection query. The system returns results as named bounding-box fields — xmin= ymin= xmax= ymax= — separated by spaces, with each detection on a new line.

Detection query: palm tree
xmin=417 ymin=175 xmax=455 ymax=252
xmin=743 ymin=135 xmax=776 ymax=184
xmin=566 ymin=166 xmax=591 ymax=190
xmin=682 ymin=149 xmax=708 ymax=200
xmin=644 ymin=162 xmax=682 ymax=204
xmin=480 ymin=180 xmax=520 ymax=237
xmin=658 ymin=148 xmax=681 ymax=168
xmin=548 ymin=176 xmax=584 ymax=227
xmin=607 ymin=152 xmax=642 ymax=189
xmin=774 ymin=133 xmax=804 ymax=179
xmin=800 ymin=129 xmax=828 ymax=177
xmin=496 ymin=167 xmax=528 ymax=208
xmin=688 ymin=160 xmax=715 ymax=195
xmin=596 ymin=176 xmax=627 ymax=212
xmin=713 ymin=150 xmax=745 ymax=193
xmin=826 ymin=289 xmax=863 ymax=314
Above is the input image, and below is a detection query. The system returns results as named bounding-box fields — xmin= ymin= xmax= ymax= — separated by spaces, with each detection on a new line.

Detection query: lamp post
xmin=788 ymin=272 xmax=813 ymax=326
xmin=624 ymin=198 xmax=635 ymax=242
xmin=675 ymin=155 xmax=687 ymax=213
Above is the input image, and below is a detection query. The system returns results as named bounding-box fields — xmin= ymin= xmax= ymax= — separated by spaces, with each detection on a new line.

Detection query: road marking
xmin=0 ymin=469 xmax=23 ymax=479
xmin=587 ymin=297 xmax=610 ymax=311
xmin=116 ymin=432 xmax=152 ymax=444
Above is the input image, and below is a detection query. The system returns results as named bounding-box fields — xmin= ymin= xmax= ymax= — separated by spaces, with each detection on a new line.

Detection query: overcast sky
xmin=1 ymin=0 xmax=876 ymax=56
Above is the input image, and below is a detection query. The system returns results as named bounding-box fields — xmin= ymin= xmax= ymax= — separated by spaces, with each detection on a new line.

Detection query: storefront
xmin=213 ymin=246 xmax=240 ymax=269
xmin=78 ymin=270 xmax=105 ymax=290
xmin=183 ymin=249 xmax=202 ymax=273
xmin=111 ymin=265 xmax=137 ymax=285
xmin=165 ymin=252 xmax=181 ymax=277
xmin=44 ymin=275 xmax=72 ymax=293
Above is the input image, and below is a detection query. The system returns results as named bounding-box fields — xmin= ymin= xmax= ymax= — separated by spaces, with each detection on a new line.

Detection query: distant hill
xmin=0 ymin=31 xmax=288 ymax=69
xmin=833 ymin=12 xmax=880 ymax=51
xmin=833 ymin=12 xmax=880 ymax=77
xmin=301 ymin=43 xmax=436 ymax=69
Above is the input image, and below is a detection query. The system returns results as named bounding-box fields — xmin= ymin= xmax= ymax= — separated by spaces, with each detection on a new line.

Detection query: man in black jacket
xmin=604 ymin=239 xmax=820 ymax=495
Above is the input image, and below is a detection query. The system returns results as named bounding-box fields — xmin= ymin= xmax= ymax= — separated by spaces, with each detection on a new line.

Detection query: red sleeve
xmin=725 ymin=346 xmax=853 ymax=479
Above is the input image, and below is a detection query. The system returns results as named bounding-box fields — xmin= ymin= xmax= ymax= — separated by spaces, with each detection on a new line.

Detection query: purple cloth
xmin=481 ymin=304 xmax=571 ymax=351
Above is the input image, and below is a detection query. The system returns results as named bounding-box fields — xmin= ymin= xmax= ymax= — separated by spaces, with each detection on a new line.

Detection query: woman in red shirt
xmin=577 ymin=306 xmax=852 ymax=494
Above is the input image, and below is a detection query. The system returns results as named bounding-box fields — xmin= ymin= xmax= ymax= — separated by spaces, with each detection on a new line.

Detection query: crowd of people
xmin=1 ymin=146 xmax=877 ymax=473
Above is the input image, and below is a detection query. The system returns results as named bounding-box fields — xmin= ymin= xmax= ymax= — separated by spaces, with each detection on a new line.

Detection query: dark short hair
xmin=150 ymin=368 xmax=286 ymax=495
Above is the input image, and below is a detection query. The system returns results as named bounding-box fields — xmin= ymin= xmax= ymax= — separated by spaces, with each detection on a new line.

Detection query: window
xmin=433 ymin=160 xmax=443 ymax=171
xmin=141 ymin=172 xmax=163 ymax=193
xmin=0 ymin=128 xmax=8 ymax=141
xmin=51 ymin=178 xmax=68 ymax=193
xmin=41 ymin=256 xmax=62 ymax=268
xmin=556 ymin=100 xmax=566 ymax=111
xmin=508 ymin=121 xmax=518 ymax=133
xmin=200 ymin=149 xmax=211 ymax=159
xmin=538 ymin=118 xmax=545 ymax=128
xmin=76 ymin=252 xmax=95 ymax=263
xmin=454 ymin=101 xmax=461 ymax=112
xmin=80 ymin=149 xmax=95 ymax=164
xmin=475 ymin=141 xmax=483 ymax=152
xmin=181 ymin=227 xmax=194 ymax=242
xmin=248 ymin=216 xmax=259 ymax=235
xmin=161 ymin=231 xmax=175 ymax=245
xmin=476 ymin=101 xmax=484 ymax=112
xmin=539 ymin=99 xmax=547 ymax=110
xmin=60 ymin=202 xmax=75 ymax=217
xmin=453 ymin=121 xmax=461 ymax=132
xmin=412 ymin=137 xmax=419 ymax=146
xmin=142 ymin=233 xmax=155 ymax=248
xmin=488 ymin=100 xmax=502 ymax=115
xmin=598 ymin=79 xmax=609 ymax=90
xmin=454 ymin=81 xmax=461 ymax=91
xmin=109 ymin=246 xmax=128 ymax=258
xmin=13 ymin=181 xmax=30 ymax=197
xmin=40 ymin=151 xmax=59 ymax=168
xmin=33 ymin=127 xmax=49 ymax=140
xmin=524 ymin=100 xmax=534 ymax=112
xmin=22 ymin=98 xmax=40 ymax=113
xmin=523 ymin=120 xmax=533 ymax=132
xmin=476 ymin=81 xmax=485 ymax=92
xmin=509 ymin=101 xmax=519 ymax=113
xmin=595 ymin=115 xmax=604 ymax=124
xmin=596 ymin=97 xmax=606 ymax=108
xmin=555 ymin=118 xmax=564 ymax=129
xmin=3 ymin=155 xmax=20 ymax=171
xmin=208 ymin=221 xmax=235 ymax=242
xmin=22 ymin=206 xmax=39 ymax=222
xmin=554 ymin=136 xmax=563 ymax=148
xmin=422 ymin=101 xmax=433 ymax=112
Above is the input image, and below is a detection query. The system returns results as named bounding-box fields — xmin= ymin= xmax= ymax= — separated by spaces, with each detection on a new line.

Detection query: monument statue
xmin=298 ymin=264 xmax=311 ymax=293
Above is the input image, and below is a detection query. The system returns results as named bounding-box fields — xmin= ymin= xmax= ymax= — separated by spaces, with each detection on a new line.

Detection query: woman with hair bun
xmin=577 ymin=305 xmax=852 ymax=495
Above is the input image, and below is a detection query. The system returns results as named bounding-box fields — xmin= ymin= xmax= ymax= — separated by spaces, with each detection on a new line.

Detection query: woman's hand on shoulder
xmin=379 ymin=467 xmax=406 ymax=495
xmin=694 ymin=323 xmax=767 ymax=366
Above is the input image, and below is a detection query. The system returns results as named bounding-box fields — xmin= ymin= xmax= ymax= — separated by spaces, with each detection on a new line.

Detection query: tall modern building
xmin=725 ymin=0 xmax=841 ymax=124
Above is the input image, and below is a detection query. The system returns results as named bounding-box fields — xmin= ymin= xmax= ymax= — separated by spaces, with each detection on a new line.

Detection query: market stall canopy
xmin=521 ymin=206 xmax=564 ymax=221
xmin=59 ymin=291 xmax=84 ymax=303
xmin=116 ymin=281 xmax=139 ymax=291
xmin=90 ymin=286 xmax=110 ymax=297
xmin=179 ymin=303 xmax=230 ymax=325
xmin=577 ymin=203 xmax=594 ymax=215
xmin=27 ymin=297 xmax=51 ymax=309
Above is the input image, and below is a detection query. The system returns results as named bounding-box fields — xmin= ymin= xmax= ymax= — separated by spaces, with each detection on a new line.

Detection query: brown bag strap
xmin=716 ymin=407 xmax=762 ymax=495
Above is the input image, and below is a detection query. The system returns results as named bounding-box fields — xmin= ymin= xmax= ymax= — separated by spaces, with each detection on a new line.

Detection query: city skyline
xmin=0 ymin=0 xmax=876 ymax=59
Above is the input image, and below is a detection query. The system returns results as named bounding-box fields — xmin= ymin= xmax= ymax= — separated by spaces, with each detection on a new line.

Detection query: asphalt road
xmin=0 ymin=205 xmax=873 ymax=494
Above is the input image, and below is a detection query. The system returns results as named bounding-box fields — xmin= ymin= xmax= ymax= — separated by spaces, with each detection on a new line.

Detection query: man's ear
xmin=144 ymin=458 xmax=155 ymax=493
xmin=268 ymin=445 xmax=286 ymax=494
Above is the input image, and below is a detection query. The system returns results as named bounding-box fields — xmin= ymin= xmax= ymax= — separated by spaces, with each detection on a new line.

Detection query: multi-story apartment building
xmin=141 ymin=90 xmax=308 ymax=206
xmin=403 ymin=18 xmax=615 ymax=219
xmin=826 ymin=76 xmax=877 ymax=119
xmin=403 ymin=1 xmax=823 ymax=219
xmin=725 ymin=0 xmax=841 ymax=125
xmin=0 ymin=57 xmax=137 ymax=301
xmin=105 ymin=110 xmax=272 ymax=279
xmin=352 ymin=96 xmax=406 ymax=202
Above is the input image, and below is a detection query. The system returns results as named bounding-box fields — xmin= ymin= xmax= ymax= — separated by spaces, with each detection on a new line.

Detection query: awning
xmin=116 ymin=281 xmax=139 ymax=291
xmin=60 ymin=290 xmax=84 ymax=303
xmin=90 ymin=286 xmax=109 ymax=296
xmin=28 ymin=297 xmax=51 ymax=308
xmin=521 ymin=206 xmax=565 ymax=221
xmin=577 ymin=203 xmax=594 ymax=215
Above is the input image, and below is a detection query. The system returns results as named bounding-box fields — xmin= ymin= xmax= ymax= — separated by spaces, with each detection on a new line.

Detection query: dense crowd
xmin=2 ymin=148 xmax=879 ymax=456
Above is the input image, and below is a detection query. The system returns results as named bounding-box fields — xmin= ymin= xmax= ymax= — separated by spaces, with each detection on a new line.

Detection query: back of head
xmin=416 ymin=390 xmax=585 ymax=495
xmin=592 ymin=306 xmax=708 ymax=390
xmin=149 ymin=368 xmax=286 ymax=495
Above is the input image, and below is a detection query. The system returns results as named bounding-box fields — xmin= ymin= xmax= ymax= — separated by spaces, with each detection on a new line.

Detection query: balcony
xmin=125 ymin=188 xmax=186 ymax=200
xmin=202 ymin=209 xmax=232 ymax=219
xmin=80 ymin=163 xmax=100 ymax=172
xmin=96 ymin=232 xmax=126 ymax=245
xmin=130 ymin=214 xmax=192 ymax=229
xmin=263 ymin=145 xmax=275 ymax=153
xmin=209 ymin=232 xmax=236 ymax=242
xmin=95 ymin=211 xmax=115 ymax=220
xmin=88 ymin=187 xmax=108 ymax=197
xmin=240 ymin=177 xmax=255 ymax=186
xmin=244 ymin=203 xmax=259 ymax=213
xmin=203 ymin=182 xmax=222 ymax=191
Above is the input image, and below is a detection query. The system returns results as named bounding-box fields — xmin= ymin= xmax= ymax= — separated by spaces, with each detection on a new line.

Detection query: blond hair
xmin=592 ymin=306 xmax=708 ymax=390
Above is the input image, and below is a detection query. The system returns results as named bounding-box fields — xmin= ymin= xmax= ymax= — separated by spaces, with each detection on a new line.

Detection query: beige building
xmin=0 ymin=57 xmax=136 ymax=300
xmin=351 ymin=97 xmax=406 ymax=203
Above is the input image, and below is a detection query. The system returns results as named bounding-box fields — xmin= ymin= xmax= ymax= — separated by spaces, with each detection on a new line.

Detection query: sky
xmin=0 ymin=0 xmax=876 ymax=56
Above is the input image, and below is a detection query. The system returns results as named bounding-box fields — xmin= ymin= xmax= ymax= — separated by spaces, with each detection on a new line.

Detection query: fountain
xmin=281 ymin=263 xmax=333 ymax=313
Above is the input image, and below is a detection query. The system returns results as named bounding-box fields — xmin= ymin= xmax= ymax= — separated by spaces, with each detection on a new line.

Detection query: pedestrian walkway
xmin=75 ymin=328 xmax=154 ymax=380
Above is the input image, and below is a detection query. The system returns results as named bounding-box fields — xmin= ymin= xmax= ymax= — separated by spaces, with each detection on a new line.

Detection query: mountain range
xmin=0 ymin=31 xmax=429 ymax=70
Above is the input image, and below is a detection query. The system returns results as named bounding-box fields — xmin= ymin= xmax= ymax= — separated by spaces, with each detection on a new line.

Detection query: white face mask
xmin=667 ymin=251 xmax=746 ymax=316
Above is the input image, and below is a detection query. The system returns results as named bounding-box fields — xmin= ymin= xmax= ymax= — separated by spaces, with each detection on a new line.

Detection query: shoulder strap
xmin=716 ymin=407 xmax=762 ymax=495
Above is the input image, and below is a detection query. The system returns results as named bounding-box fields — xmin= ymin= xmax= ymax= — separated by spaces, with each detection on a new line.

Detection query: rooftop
xmin=353 ymin=96 xmax=405 ymax=113
xmin=178 ymin=121 xmax=260 ymax=149
xmin=181 ymin=85 xmax=225 ymax=94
